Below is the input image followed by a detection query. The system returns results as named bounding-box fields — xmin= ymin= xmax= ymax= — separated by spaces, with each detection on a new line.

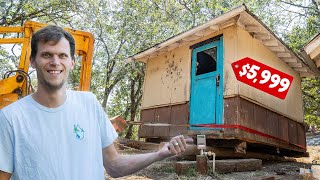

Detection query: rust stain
xmin=161 ymin=59 xmax=183 ymax=87
xmin=150 ymin=67 xmax=159 ymax=73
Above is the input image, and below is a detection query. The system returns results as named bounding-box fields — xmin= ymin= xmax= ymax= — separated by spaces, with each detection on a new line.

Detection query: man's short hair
xmin=31 ymin=25 xmax=75 ymax=59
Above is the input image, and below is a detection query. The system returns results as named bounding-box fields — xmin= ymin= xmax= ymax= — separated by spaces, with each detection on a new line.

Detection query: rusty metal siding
xmin=170 ymin=104 xmax=189 ymax=136
xmin=139 ymin=108 xmax=155 ymax=137
xmin=139 ymin=103 xmax=189 ymax=138
xmin=139 ymin=97 xmax=305 ymax=153
xmin=288 ymin=120 xmax=298 ymax=146
xmin=222 ymin=96 xmax=305 ymax=151
xmin=224 ymin=97 xmax=239 ymax=124
xmin=223 ymin=97 xmax=240 ymax=136
xmin=297 ymin=123 xmax=306 ymax=147
xmin=254 ymin=104 xmax=268 ymax=135
xmin=239 ymin=98 xmax=254 ymax=129
xmin=153 ymin=106 xmax=171 ymax=137
xmin=278 ymin=116 xmax=289 ymax=142
xmin=266 ymin=111 xmax=280 ymax=143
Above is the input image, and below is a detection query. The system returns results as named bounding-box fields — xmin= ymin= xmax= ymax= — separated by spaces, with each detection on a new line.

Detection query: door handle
xmin=216 ymin=74 xmax=220 ymax=86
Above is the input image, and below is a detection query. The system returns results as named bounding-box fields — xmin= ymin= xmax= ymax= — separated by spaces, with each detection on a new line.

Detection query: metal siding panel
xmin=170 ymin=104 xmax=189 ymax=136
xmin=239 ymin=98 xmax=253 ymax=128
xmin=278 ymin=116 xmax=289 ymax=142
xmin=254 ymin=104 xmax=268 ymax=134
xmin=153 ymin=106 xmax=171 ymax=137
xmin=288 ymin=120 xmax=298 ymax=145
xmin=223 ymin=97 xmax=305 ymax=152
xmin=266 ymin=111 xmax=279 ymax=140
xmin=139 ymin=109 xmax=155 ymax=137
xmin=224 ymin=97 xmax=239 ymax=125
xmin=297 ymin=123 xmax=306 ymax=147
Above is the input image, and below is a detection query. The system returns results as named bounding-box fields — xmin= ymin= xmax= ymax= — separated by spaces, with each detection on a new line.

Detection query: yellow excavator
xmin=0 ymin=21 xmax=94 ymax=109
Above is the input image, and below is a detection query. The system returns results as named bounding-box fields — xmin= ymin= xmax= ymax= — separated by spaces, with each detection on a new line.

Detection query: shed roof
xmin=126 ymin=5 xmax=320 ymax=77
xmin=302 ymin=33 xmax=320 ymax=75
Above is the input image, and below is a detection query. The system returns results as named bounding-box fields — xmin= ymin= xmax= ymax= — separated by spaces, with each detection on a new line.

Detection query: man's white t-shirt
xmin=0 ymin=90 xmax=118 ymax=180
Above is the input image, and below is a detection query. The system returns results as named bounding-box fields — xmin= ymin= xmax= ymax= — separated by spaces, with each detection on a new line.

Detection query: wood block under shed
xmin=110 ymin=115 xmax=127 ymax=133
xmin=252 ymin=175 xmax=276 ymax=180
xmin=175 ymin=158 xmax=262 ymax=175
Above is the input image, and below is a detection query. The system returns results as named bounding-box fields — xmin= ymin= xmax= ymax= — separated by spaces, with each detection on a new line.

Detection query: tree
xmin=2 ymin=0 xmax=319 ymax=138
xmin=0 ymin=0 xmax=79 ymax=26
xmin=275 ymin=0 xmax=320 ymax=127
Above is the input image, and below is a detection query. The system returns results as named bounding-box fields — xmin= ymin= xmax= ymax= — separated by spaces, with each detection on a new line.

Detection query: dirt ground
xmin=105 ymin=135 xmax=320 ymax=180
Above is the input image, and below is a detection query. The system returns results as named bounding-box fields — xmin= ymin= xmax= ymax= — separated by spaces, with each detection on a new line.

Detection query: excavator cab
xmin=0 ymin=21 xmax=94 ymax=109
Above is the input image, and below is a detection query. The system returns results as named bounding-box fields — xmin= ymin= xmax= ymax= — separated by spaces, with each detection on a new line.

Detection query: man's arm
xmin=0 ymin=170 xmax=11 ymax=180
xmin=103 ymin=135 xmax=193 ymax=178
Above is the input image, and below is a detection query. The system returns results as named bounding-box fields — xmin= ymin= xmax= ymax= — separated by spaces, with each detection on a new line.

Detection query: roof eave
xmin=126 ymin=5 xmax=247 ymax=63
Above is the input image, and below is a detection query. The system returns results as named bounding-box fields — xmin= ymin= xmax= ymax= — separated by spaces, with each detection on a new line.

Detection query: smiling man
xmin=0 ymin=25 xmax=192 ymax=180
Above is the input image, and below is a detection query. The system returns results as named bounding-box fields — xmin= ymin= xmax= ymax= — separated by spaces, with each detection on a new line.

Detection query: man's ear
xmin=30 ymin=57 xmax=35 ymax=68
xmin=70 ymin=58 xmax=75 ymax=70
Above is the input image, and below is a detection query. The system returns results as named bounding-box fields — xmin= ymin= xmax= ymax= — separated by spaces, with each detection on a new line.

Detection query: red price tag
xmin=231 ymin=57 xmax=293 ymax=100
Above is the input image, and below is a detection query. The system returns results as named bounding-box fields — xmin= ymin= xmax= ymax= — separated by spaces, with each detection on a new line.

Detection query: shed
xmin=127 ymin=5 xmax=320 ymax=156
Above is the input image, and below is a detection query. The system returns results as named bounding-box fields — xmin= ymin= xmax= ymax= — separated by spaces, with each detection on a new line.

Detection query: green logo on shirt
xmin=73 ymin=124 xmax=85 ymax=140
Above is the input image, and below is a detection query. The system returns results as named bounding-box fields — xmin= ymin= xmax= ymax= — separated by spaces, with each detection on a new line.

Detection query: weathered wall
xmin=141 ymin=28 xmax=231 ymax=108
xmin=229 ymin=26 xmax=304 ymax=122
xmin=141 ymin=46 xmax=191 ymax=108
xmin=141 ymin=25 xmax=303 ymax=122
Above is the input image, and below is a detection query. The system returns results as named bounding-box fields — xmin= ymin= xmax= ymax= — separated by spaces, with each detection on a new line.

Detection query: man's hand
xmin=0 ymin=170 xmax=11 ymax=180
xmin=157 ymin=135 xmax=194 ymax=159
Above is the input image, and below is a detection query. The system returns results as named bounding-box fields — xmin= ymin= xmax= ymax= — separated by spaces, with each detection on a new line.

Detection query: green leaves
xmin=2 ymin=0 xmax=319 ymax=135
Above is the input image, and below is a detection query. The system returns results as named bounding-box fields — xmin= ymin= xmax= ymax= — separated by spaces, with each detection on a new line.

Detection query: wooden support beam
xmin=299 ymin=72 xmax=315 ymax=77
xmin=277 ymin=52 xmax=291 ymax=58
xmin=195 ymin=28 xmax=213 ymax=37
xmin=219 ymin=18 xmax=236 ymax=29
xmin=176 ymin=159 xmax=262 ymax=174
xmin=282 ymin=58 xmax=297 ymax=63
xmin=294 ymin=67 xmax=309 ymax=72
xmin=209 ymin=25 xmax=219 ymax=31
xmin=316 ymin=59 xmax=320 ymax=68
xmin=245 ymin=25 xmax=261 ymax=32
xmin=254 ymin=34 xmax=271 ymax=40
xmin=287 ymin=62 xmax=302 ymax=68
xmin=253 ymin=176 xmax=276 ymax=180
xmin=110 ymin=115 xmax=127 ymax=133
xmin=299 ymin=51 xmax=320 ymax=76
xmin=262 ymin=39 xmax=278 ymax=47
xmin=182 ymin=35 xmax=199 ymax=41
xmin=115 ymin=137 xmax=159 ymax=151
xmin=305 ymin=36 xmax=320 ymax=54
xmin=309 ymin=46 xmax=320 ymax=60
xmin=182 ymin=145 xmax=304 ymax=159
xmin=235 ymin=141 xmax=247 ymax=154
xmin=269 ymin=46 xmax=285 ymax=52
xmin=158 ymin=46 xmax=168 ymax=53
xmin=167 ymin=42 xmax=180 ymax=51
xmin=236 ymin=20 xmax=245 ymax=29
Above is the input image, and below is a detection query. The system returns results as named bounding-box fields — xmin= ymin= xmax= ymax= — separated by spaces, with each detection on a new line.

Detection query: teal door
xmin=190 ymin=37 xmax=224 ymax=129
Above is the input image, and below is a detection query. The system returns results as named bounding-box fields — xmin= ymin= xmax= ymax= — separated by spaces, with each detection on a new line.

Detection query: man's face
xmin=31 ymin=37 xmax=75 ymax=91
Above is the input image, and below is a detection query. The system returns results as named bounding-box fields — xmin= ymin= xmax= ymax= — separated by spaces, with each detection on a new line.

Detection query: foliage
xmin=279 ymin=0 xmax=320 ymax=126
xmin=1 ymin=0 xmax=319 ymax=136
xmin=0 ymin=0 xmax=79 ymax=26
xmin=302 ymin=78 xmax=320 ymax=126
